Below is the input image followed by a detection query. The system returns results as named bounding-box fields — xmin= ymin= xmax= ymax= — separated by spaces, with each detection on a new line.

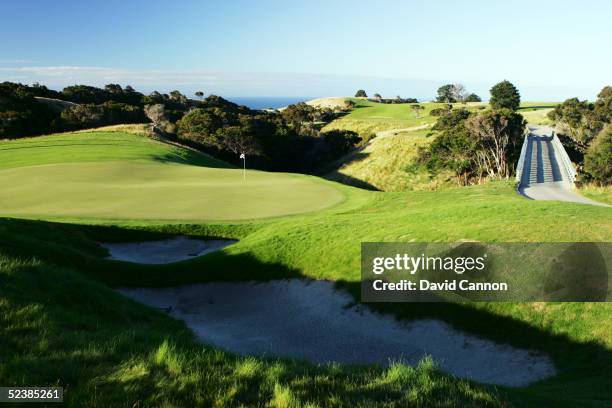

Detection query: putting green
xmin=0 ymin=161 xmax=344 ymax=221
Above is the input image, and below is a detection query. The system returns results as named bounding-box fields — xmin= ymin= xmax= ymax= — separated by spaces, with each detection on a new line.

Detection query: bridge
xmin=516 ymin=125 xmax=607 ymax=206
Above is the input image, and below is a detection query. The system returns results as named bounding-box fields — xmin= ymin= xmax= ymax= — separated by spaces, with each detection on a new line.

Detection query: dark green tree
xmin=465 ymin=93 xmax=482 ymax=102
xmin=489 ymin=80 xmax=520 ymax=111
xmin=354 ymin=89 xmax=367 ymax=97
xmin=436 ymin=84 xmax=456 ymax=103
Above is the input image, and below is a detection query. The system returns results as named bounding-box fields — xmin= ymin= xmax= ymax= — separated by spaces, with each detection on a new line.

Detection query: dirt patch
xmin=100 ymin=236 xmax=236 ymax=264
xmin=118 ymin=279 xmax=555 ymax=386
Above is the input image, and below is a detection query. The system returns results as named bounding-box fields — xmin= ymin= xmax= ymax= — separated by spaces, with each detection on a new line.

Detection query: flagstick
xmin=240 ymin=153 xmax=246 ymax=182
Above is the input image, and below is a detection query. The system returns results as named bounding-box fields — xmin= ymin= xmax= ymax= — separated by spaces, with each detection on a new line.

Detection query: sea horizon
xmin=226 ymin=96 xmax=316 ymax=110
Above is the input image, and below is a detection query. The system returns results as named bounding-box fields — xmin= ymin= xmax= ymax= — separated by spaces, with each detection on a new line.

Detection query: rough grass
xmin=305 ymin=96 xmax=351 ymax=110
xmin=578 ymin=184 xmax=612 ymax=205
xmin=517 ymin=103 xmax=556 ymax=125
xmin=327 ymin=128 xmax=455 ymax=191
xmin=73 ymin=123 xmax=154 ymax=136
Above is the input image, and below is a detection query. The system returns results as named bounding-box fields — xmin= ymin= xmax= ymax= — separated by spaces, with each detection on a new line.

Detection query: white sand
xmin=100 ymin=236 xmax=236 ymax=264
xmin=119 ymin=279 xmax=556 ymax=386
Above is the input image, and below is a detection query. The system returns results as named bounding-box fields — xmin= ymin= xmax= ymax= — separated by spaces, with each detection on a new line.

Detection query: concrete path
xmin=518 ymin=126 xmax=609 ymax=206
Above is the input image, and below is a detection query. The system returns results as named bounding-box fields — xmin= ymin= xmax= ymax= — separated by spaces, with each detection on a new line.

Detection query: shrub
xmin=584 ymin=125 xmax=612 ymax=184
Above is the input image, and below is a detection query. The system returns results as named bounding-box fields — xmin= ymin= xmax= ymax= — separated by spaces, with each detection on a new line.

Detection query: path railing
xmin=550 ymin=131 xmax=577 ymax=184
xmin=515 ymin=126 xmax=531 ymax=184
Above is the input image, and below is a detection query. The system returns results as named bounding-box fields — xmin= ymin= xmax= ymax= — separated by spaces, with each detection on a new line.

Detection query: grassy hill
xmin=1 ymin=128 xmax=611 ymax=406
xmin=323 ymin=100 xmax=559 ymax=192
xmin=327 ymin=128 xmax=455 ymax=191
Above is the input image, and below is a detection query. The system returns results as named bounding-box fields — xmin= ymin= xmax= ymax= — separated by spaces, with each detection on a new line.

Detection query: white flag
xmin=240 ymin=153 xmax=245 ymax=159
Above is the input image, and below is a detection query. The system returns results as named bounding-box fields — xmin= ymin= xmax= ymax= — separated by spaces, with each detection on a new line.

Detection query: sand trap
xmin=100 ymin=236 xmax=236 ymax=264
xmin=118 ymin=280 xmax=555 ymax=386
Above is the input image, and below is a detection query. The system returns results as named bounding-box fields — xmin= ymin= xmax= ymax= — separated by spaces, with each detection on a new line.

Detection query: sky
xmin=1 ymin=0 xmax=610 ymax=100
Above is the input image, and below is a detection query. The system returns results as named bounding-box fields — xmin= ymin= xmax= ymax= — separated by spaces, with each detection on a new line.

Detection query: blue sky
xmin=1 ymin=0 xmax=610 ymax=100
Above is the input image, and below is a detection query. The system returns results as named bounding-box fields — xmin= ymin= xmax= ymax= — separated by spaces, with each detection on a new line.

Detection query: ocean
xmin=226 ymin=96 xmax=315 ymax=110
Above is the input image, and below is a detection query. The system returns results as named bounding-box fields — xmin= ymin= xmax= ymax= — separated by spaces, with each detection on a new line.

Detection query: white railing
xmin=551 ymin=131 xmax=577 ymax=184
xmin=515 ymin=126 xmax=531 ymax=183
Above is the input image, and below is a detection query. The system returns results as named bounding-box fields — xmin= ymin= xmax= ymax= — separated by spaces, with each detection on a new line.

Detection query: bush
xmin=431 ymin=108 xmax=471 ymax=131
xmin=424 ymin=108 xmax=525 ymax=183
xmin=430 ymin=105 xmax=452 ymax=117
xmin=584 ymin=125 xmax=612 ymax=184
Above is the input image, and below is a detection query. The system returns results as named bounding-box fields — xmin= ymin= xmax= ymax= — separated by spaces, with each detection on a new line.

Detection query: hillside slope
xmin=327 ymin=127 xmax=455 ymax=191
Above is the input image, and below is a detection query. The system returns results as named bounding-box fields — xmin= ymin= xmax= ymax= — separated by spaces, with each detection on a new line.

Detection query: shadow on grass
xmin=518 ymin=106 xmax=557 ymax=111
xmin=322 ymin=148 xmax=381 ymax=191
xmin=1 ymin=218 xmax=611 ymax=406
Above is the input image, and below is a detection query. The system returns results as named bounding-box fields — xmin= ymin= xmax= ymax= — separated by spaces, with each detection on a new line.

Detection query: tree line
xmin=0 ymin=81 xmax=360 ymax=174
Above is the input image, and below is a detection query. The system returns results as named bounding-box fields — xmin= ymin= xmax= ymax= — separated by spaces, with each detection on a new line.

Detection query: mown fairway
xmin=1 ymin=128 xmax=611 ymax=407
xmin=323 ymin=98 xmax=441 ymax=134
xmin=323 ymin=99 xmax=559 ymax=134
xmin=0 ymin=133 xmax=344 ymax=221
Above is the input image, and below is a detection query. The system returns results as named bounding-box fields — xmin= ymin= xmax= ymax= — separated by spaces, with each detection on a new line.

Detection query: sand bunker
xmin=118 ymin=279 xmax=555 ymax=386
xmin=100 ymin=236 xmax=236 ymax=264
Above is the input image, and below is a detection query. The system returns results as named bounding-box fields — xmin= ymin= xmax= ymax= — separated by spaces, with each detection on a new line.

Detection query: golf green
xmin=0 ymin=161 xmax=344 ymax=221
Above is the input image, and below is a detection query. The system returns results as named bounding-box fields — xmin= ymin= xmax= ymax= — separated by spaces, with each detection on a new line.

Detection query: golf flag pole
xmin=240 ymin=153 xmax=246 ymax=181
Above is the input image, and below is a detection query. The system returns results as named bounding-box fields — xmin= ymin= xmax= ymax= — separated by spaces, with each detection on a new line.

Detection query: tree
xmin=355 ymin=89 xmax=367 ymax=98
xmin=176 ymin=108 xmax=224 ymax=144
xmin=489 ymin=80 xmax=520 ymax=111
xmin=465 ymin=93 xmax=482 ymax=102
xmin=195 ymin=91 xmax=204 ymax=100
xmin=452 ymin=83 xmax=468 ymax=102
xmin=584 ymin=125 xmax=612 ymax=184
xmin=547 ymin=98 xmax=600 ymax=147
xmin=436 ymin=84 xmax=457 ymax=103
xmin=464 ymin=109 xmax=525 ymax=180
xmin=410 ymin=104 xmax=425 ymax=118
xmin=373 ymin=93 xmax=382 ymax=101
xmin=223 ymin=126 xmax=261 ymax=157
xmin=144 ymin=104 xmax=168 ymax=126
xmin=424 ymin=108 xmax=524 ymax=184
xmin=169 ymin=90 xmax=188 ymax=103
xmin=594 ymin=86 xmax=612 ymax=124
